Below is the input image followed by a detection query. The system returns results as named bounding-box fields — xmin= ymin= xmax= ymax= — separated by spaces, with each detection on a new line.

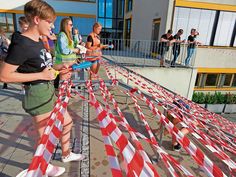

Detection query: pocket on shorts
xmin=23 ymin=83 xmax=56 ymax=116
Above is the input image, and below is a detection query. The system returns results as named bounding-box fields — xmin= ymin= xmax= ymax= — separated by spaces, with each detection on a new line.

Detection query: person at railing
xmin=170 ymin=29 xmax=185 ymax=67
xmin=86 ymin=22 xmax=109 ymax=79
xmin=185 ymin=28 xmax=201 ymax=66
xmin=157 ymin=29 xmax=174 ymax=67
xmin=0 ymin=1 xmax=84 ymax=176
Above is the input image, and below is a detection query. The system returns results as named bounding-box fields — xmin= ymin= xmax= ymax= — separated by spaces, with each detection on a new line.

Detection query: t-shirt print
xmin=40 ymin=48 xmax=53 ymax=68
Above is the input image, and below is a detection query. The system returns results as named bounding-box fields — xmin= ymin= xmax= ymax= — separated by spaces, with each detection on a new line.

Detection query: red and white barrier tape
xmin=135 ymin=89 xmax=227 ymax=177
xmin=104 ymin=61 xmax=236 ymax=136
xmin=85 ymin=80 xmax=159 ymax=177
xmin=26 ymin=81 xmax=71 ymax=177
xmin=103 ymin=62 xmax=236 ymax=150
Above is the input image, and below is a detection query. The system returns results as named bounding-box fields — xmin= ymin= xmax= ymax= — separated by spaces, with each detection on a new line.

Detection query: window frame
xmin=204 ymin=73 xmax=220 ymax=88
xmin=173 ymin=6 xmax=236 ymax=47
xmin=0 ymin=13 xmax=15 ymax=33
xmin=222 ymin=73 xmax=234 ymax=87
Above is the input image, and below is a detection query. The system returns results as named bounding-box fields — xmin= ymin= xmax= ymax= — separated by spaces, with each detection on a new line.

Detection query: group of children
xmin=158 ymin=28 xmax=201 ymax=67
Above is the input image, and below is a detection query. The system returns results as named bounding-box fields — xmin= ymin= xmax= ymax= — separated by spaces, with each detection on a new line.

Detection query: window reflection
xmin=214 ymin=11 xmax=236 ymax=46
xmin=232 ymin=74 xmax=236 ymax=87
xmin=98 ymin=0 xmax=105 ymax=17
xmin=98 ymin=0 xmax=124 ymax=39
xmin=173 ymin=7 xmax=215 ymax=45
xmin=223 ymin=74 xmax=233 ymax=86
xmin=205 ymin=74 xmax=218 ymax=87
xmin=127 ymin=0 xmax=132 ymax=12
xmin=0 ymin=13 xmax=14 ymax=33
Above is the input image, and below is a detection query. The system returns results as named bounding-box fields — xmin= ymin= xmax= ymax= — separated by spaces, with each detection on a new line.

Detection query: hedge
xmin=192 ymin=92 xmax=236 ymax=104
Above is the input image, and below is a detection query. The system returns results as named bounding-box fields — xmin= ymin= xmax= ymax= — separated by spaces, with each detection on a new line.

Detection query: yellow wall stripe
xmin=0 ymin=9 xmax=23 ymax=14
xmin=194 ymin=87 xmax=236 ymax=91
xmin=176 ymin=0 xmax=236 ymax=12
xmin=197 ymin=68 xmax=236 ymax=73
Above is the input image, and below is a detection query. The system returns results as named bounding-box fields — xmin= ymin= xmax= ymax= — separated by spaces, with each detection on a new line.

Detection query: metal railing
xmin=101 ymin=38 xmax=197 ymax=67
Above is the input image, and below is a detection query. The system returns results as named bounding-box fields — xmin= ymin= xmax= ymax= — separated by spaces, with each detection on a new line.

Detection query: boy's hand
xmin=41 ymin=67 xmax=57 ymax=80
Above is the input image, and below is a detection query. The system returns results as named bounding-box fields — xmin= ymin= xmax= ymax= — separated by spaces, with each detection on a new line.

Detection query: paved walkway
xmin=0 ymin=66 xmax=235 ymax=177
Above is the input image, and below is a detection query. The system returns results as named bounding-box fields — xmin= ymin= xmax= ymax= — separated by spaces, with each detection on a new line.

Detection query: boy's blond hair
xmin=24 ymin=0 xmax=56 ymax=24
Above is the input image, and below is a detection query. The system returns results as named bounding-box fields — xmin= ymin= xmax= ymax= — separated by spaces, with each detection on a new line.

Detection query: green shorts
xmin=23 ymin=82 xmax=56 ymax=116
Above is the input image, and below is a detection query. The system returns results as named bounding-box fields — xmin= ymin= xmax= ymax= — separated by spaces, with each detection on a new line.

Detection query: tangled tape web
xmin=25 ymin=60 xmax=236 ymax=177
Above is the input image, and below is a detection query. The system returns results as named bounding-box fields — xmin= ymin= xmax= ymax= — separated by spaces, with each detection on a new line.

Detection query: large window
xmin=98 ymin=0 xmax=125 ymax=39
xmin=232 ymin=74 xmax=236 ymax=87
xmin=195 ymin=74 xmax=200 ymax=87
xmin=195 ymin=73 xmax=236 ymax=89
xmin=223 ymin=74 xmax=233 ymax=87
xmin=214 ymin=11 xmax=236 ymax=46
xmin=205 ymin=74 xmax=218 ymax=87
xmin=126 ymin=0 xmax=133 ymax=12
xmin=0 ymin=13 xmax=14 ymax=34
xmin=234 ymin=36 xmax=236 ymax=47
xmin=125 ymin=18 xmax=131 ymax=40
xmin=173 ymin=7 xmax=215 ymax=45
xmin=173 ymin=7 xmax=236 ymax=47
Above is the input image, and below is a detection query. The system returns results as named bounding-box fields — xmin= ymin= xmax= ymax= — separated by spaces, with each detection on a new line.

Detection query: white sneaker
xmin=16 ymin=164 xmax=65 ymax=177
xmin=62 ymin=152 xmax=85 ymax=163
xmin=16 ymin=169 xmax=28 ymax=177
xmin=46 ymin=164 xmax=65 ymax=176
xmin=16 ymin=169 xmax=49 ymax=177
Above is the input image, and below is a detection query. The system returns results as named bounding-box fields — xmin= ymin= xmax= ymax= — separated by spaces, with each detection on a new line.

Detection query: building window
xmin=232 ymin=74 xmax=236 ymax=87
xmin=173 ymin=7 xmax=215 ymax=45
xmin=125 ymin=18 xmax=131 ymax=39
xmin=98 ymin=0 xmax=105 ymax=17
xmin=0 ymin=13 xmax=14 ymax=34
xmin=126 ymin=0 xmax=133 ymax=12
xmin=195 ymin=73 xmax=201 ymax=87
xmin=223 ymin=74 xmax=233 ymax=87
xmin=98 ymin=0 xmax=125 ymax=39
xmin=214 ymin=11 xmax=236 ymax=46
xmin=234 ymin=36 xmax=236 ymax=47
xmin=205 ymin=74 xmax=218 ymax=87
xmin=174 ymin=7 xmax=236 ymax=47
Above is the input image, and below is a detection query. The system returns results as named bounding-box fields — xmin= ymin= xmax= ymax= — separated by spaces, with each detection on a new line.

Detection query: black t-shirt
xmin=173 ymin=34 xmax=181 ymax=50
xmin=87 ymin=35 xmax=93 ymax=46
xmin=5 ymin=34 xmax=53 ymax=85
xmin=87 ymin=35 xmax=100 ymax=47
xmin=159 ymin=34 xmax=173 ymax=48
xmin=11 ymin=31 xmax=21 ymax=41
xmin=188 ymin=35 xmax=196 ymax=48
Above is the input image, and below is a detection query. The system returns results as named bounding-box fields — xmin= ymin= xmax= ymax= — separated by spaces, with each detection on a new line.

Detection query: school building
xmin=0 ymin=0 xmax=236 ymax=99
xmin=122 ymin=0 xmax=236 ymax=99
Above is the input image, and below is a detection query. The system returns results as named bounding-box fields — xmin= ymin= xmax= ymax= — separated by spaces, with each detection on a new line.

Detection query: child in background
xmin=73 ymin=27 xmax=83 ymax=47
